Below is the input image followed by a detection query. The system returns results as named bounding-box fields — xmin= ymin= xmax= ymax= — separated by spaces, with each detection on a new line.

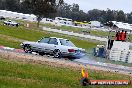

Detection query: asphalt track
xmin=0 ymin=45 xmax=132 ymax=75
xmin=74 ymin=56 xmax=132 ymax=73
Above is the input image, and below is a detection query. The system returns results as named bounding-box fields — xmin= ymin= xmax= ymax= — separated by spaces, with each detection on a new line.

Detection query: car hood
xmin=11 ymin=22 xmax=18 ymax=24
xmin=21 ymin=41 xmax=36 ymax=45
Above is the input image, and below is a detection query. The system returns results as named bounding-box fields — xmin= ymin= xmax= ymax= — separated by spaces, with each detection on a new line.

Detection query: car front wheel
xmin=53 ymin=49 xmax=61 ymax=58
xmin=24 ymin=45 xmax=32 ymax=53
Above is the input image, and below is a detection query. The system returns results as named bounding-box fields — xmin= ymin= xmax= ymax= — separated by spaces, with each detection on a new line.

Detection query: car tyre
xmin=24 ymin=45 xmax=32 ymax=53
xmin=53 ymin=49 xmax=61 ymax=58
xmin=39 ymin=52 xmax=45 ymax=56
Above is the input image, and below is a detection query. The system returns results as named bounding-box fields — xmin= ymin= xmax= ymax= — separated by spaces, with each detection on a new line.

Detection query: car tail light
xmin=68 ymin=49 xmax=75 ymax=52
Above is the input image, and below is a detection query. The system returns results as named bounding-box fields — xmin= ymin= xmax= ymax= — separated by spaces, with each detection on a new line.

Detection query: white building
xmin=109 ymin=21 xmax=132 ymax=32
xmin=0 ymin=10 xmax=37 ymax=21
xmin=55 ymin=17 xmax=73 ymax=26
xmin=41 ymin=18 xmax=53 ymax=24
xmin=90 ymin=21 xmax=101 ymax=27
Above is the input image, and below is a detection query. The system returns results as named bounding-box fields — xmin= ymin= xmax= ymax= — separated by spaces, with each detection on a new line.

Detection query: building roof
xmin=111 ymin=21 xmax=132 ymax=31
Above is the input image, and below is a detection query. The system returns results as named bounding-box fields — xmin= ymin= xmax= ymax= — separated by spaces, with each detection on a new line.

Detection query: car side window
xmin=39 ymin=38 xmax=50 ymax=43
xmin=60 ymin=39 xmax=75 ymax=47
xmin=48 ymin=38 xmax=58 ymax=45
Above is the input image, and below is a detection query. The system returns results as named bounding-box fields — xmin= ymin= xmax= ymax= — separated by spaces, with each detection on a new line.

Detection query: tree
xmin=126 ymin=12 xmax=132 ymax=24
xmin=87 ymin=9 xmax=102 ymax=21
xmin=23 ymin=0 xmax=63 ymax=27
xmin=58 ymin=3 xmax=72 ymax=18
xmin=1 ymin=0 xmax=131 ymax=24
xmin=105 ymin=9 xmax=116 ymax=22
xmin=0 ymin=0 xmax=6 ymax=9
xmin=4 ymin=0 xmax=20 ymax=12
xmin=20 ymin=0 xmax=32 ymax=14
xmin=116 ymin=10 xmax=126 ymax=22
xmin=72 ymin=4 xmax=79 ymax=12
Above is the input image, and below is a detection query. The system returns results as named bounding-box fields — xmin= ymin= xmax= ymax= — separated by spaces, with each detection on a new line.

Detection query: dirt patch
xmin=0 ymin=49 xmax=82 ymax=70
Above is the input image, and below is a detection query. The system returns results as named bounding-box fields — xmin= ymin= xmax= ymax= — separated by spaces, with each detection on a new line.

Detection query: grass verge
xmin=41 ymin=23 xmax=116 ymax=38
xmin=0 ymin=58 xmax=132 ymax=88
xmin=0 ymin=24 xmax=100 ymax=50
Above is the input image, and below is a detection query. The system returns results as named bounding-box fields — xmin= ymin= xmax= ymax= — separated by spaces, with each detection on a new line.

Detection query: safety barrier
xmin=127 ymin=50 xmax=132 ymax=63
xmin=109 ymin=49 xmax=121 ymax=61
xmin=109 ymin=49 xmax=132 ymax=63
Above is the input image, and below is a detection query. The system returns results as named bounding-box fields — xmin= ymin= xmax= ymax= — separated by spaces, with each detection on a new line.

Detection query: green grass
xmin=0 ymin=24 xmax=99 ymax=50
xmin=0 ymin=25 xmax=43 ymax=41
xmin=42 ymin=23 xmax=132 ymax=43
xmin=0 ymin=38 xmax=20 ymax=48
xmin=41 ymin=23 xmax=117 ymax=38
xmin=42 ymin=23 xmax=85 ymax=32
xmin=0 ymin=59 xmax=131 ymax=88
xmin=90 ymin=30 xmax=116 ymax=38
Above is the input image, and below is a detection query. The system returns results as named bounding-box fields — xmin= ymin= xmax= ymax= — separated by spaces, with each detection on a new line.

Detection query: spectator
xmin=120 ymin=30 xmax=126 ymax=41
xmin=124 ymin=31 xmax=127 ymax=41
xmin=81 ymin=68 xmax=90 ymax=86
xmin=115 ymin=31 xmax=120 ymax=41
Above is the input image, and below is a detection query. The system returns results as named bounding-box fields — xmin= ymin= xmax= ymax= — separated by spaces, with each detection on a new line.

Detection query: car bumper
xmin=20 ymin=43 xmax=24 ymax=48
xmin=62 ymin=52 xmax=85 ymax=59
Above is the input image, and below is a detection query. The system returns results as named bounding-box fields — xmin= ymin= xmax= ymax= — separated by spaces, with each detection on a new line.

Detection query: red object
xmin=15 ymin=49 xmax=24 ymax=53
xmin=115 ymin=32 xmax=121 ymax=41
xmin=114 ymin=36 xmax=117 ymax=40
xmin=84 ymin=72 xmax=88 ymax=78
xmin=68 ymin=49 xmax=75 ymax=52
xmin=0 ymin=46 xmax=4 ymax=49
xmin=121 ymin=32 xmax=126 ymax=41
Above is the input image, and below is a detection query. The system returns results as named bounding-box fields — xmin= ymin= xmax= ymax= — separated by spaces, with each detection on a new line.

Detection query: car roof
xmin=44 ymin=37 xmax=68 ymax=40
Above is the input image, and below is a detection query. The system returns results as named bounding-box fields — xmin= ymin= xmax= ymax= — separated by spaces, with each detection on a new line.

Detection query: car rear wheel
xmin=24 ymin=45 xmax=32 ymax=53
xmin=53 ymin=49 xmax=61 ymax=58
xmin=39 ymin=52 xmax=45 ymax=56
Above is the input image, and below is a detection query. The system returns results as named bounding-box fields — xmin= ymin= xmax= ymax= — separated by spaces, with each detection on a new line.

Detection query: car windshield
xmin=60 ymin=39 xmax=75 ymax=47
xmin=39 ymin=38 xmax=50 ymax=43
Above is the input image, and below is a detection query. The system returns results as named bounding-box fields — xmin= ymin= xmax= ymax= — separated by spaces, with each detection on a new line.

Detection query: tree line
xmin=58 ymin=3 xmax=132 ymax=24
xmin=0 ymin=0 xmax=132 ymax=24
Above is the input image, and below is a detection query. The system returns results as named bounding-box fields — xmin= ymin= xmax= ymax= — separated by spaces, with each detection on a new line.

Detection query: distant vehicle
xmin=3 ymin=20 xmax=19 ymax=27
xmin=0 ymin=16 xmax=5 ymax=20
xmin=22 ymin=17 xmax=27 ymax=20
xmin=90 ymin=21 xmax=101 ymax=28
xmin=55 ymin=17 xmax=73 ymax=25
xmin=20 ymin=37 xmax=85 ymax=59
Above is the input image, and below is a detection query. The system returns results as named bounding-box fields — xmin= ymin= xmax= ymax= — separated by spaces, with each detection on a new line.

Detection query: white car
xmin=4 ymin=20 xmax=19 ymax=27
xmin=20 ymin=37 xmax=85 ymax=58
xmin=0 ymin=16 xmax=5 ymax=20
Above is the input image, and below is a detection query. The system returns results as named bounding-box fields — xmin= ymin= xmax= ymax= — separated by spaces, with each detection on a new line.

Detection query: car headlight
xmin=20 ymin=43 xmax=24 ymax=46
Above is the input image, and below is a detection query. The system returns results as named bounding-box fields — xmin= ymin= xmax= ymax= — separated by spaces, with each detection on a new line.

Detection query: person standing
xmin=120 ymin=30 xmax=126 ymax=41
xmin=115 ymin=31 xmax=121 ymax=41
xmin=81 ymin=68 xmax=90 ymax=86
xmin=124 ymin=31 xmax=127 ymax=41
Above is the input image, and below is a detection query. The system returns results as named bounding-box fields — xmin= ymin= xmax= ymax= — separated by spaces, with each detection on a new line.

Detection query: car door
xmin=37 ymin=38 xmax=50 ymax=52
xmin=46 ymin=38 xmax=58 ymax=53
